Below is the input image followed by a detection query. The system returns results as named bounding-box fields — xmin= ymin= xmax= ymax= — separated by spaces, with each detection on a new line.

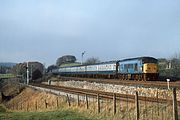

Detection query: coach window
xmin=134 ymin=63 xmax=138 ymax=71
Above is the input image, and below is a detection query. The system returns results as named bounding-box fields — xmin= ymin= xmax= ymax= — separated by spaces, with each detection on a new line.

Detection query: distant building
xmin=166 ymin=61 xmax=172 ymax=69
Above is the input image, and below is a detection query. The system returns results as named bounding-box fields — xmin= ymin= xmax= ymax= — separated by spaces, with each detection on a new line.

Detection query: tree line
xmin=47 ymin=55 xmax=100 ymax=72
xmin=158 ymin=53 xmax=180 ymax=78
xmin=48 ymin=54 xmax=180 ymax=79
xmin=1 ymin=53 xmax=180 ymax=80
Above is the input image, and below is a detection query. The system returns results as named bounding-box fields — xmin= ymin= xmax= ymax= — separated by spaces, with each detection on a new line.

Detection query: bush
xmin=0 ymin=105 xmax=6 ymax=113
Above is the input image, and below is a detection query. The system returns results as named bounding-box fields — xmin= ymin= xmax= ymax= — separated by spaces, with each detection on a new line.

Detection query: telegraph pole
xmin=81 ymin=51 xmax=86 ymax=65
xmin=26 ymin=62 xmax=29 ymax=85
xmin=31 ymin=64 xmax=33 ymax=80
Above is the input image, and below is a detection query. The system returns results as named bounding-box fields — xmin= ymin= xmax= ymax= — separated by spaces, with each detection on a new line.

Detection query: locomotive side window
xmin=124 ymin=64 xmax=128 ymax=69
xmin=134 ymin=63 xmax=138 ymax=71
xmin=129 ymin=64 xmax=133 ymax=69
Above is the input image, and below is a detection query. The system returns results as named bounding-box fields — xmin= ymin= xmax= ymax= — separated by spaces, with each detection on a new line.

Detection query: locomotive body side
xmin=117 ymin=58 xmax=143 ymax=80
xmin=117 ymin=57 xmax=158 ymax=80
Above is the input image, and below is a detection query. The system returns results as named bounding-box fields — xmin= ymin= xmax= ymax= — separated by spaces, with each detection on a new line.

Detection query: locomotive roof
xmin=118 ymin=56 xmax=157 ymax=62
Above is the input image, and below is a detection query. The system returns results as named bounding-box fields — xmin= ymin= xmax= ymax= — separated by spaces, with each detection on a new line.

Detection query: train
xmin=51 ymin=57 xmax=159 ymax=81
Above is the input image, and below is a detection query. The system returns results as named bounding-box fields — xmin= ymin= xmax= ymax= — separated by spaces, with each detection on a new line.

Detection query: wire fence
xmin=5 ymin=87 xmax=179 ymax=120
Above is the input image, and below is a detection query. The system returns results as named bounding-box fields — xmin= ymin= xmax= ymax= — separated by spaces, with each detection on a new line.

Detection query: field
xmin=0 ymin=74 xmax=16 ymax=79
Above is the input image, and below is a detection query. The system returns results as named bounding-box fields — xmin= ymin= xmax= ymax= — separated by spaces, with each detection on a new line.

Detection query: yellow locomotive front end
xmin=143 ymin=63 xmax=158 ymax=73
xmin=143 ymin=63 xmax=159 ymax=80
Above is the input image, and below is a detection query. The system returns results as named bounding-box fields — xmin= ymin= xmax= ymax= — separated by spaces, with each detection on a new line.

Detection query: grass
xmin=0 ymin=110 xmax=95 ymax=120
xmin=0 ymin=104 xmax=95 ymax=120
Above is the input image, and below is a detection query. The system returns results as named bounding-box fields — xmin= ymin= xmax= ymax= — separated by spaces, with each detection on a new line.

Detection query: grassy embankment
xmin=2 ymin=86 xmax=180 ymax=120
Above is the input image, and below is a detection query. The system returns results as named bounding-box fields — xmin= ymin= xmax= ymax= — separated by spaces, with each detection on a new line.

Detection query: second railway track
xmin=30 ymin=83 xmax=180 ymax=105
xmin=52 ymin=76 xmax=180 ymax=88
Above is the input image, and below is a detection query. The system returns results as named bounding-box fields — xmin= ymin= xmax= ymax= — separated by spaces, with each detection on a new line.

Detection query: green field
xmin=0 ymin=74 xmax=16 ymax=79
xmin=0 ymin=105 xmax=94 ymax=120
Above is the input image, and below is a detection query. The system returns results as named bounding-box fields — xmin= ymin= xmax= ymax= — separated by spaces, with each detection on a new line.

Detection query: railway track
xmin=52 ymin=76 xmax=180 ymax=88
xmin=29 ymin=83 xmax=180 ymax=105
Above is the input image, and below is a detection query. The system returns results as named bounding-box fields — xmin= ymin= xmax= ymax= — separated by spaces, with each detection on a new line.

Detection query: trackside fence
xmin=5 ymin=87 xmax=180 ymax=120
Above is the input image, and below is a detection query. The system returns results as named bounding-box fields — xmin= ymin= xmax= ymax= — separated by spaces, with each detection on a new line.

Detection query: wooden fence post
xmin=20 ymin=103 xmax=22 ymax=110
xmin=77 ymin=94 xmax=80 ymax=106
xmin=16 ymin=102 xmax=18 ymax=110
xmin=17 ymin=103 xmax=19 ymax=110
xmin=119 ymin=97 xmax=123 ymax=119
xmin=13 ymin=101 xmax=15 ymax=110
xmin=56 ymin=97 xmax=59 ymax=108
xmin=113 ymin=93 xmax=116 ymax=115
xmin=162 ymin=109 xmax=164 ymax=120
xmin=45 ymin=99 xmax=47 ymax=109
xmin=126 ymin=93 xmax=129 ymax=112
xmin=27 ymin=102 xmax=29 ymax=111
xmin=85 ymin=94 xmax=89 ymax=109
xmin=97 ymin=93 xmax=100 ymax=113
xmin=66 ymin=94 xmax=71 ymax=107
xmin=172 ymin=88 xmax=178 ymax=120
xmin=166 ymin=92 xmax=168 ymax=119
xmin=156 ymin=89 xmax=159 ymax=116
xmin=142 ymin=94 xmax=147 ymax=120
xmin=135 ymin=91 xmax=140 ymax=120
xmin=35 ymin=101 xmax=38 ymax=110
xmin=151 ymin=108 xmax=154 ymax=120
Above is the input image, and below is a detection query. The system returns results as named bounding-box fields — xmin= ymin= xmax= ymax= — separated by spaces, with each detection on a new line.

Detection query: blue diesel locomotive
xmin=52 ymin=57 xmax=158 ymax=81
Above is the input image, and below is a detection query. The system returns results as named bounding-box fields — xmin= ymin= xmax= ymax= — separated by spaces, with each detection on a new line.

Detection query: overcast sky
xmin=0 ymin=0 xmax=180 ymax=66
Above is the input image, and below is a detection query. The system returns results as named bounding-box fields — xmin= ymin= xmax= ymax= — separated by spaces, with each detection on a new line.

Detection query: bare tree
xmin=171 ymin=52 xmax=180 ymax=60
xmin=12 ymin=62 xmax=44 ymax=80
xmin=56 ymin=55 xmax=76 ymax=66
xmin=47 ymin=65 xmax=58 ymax=73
